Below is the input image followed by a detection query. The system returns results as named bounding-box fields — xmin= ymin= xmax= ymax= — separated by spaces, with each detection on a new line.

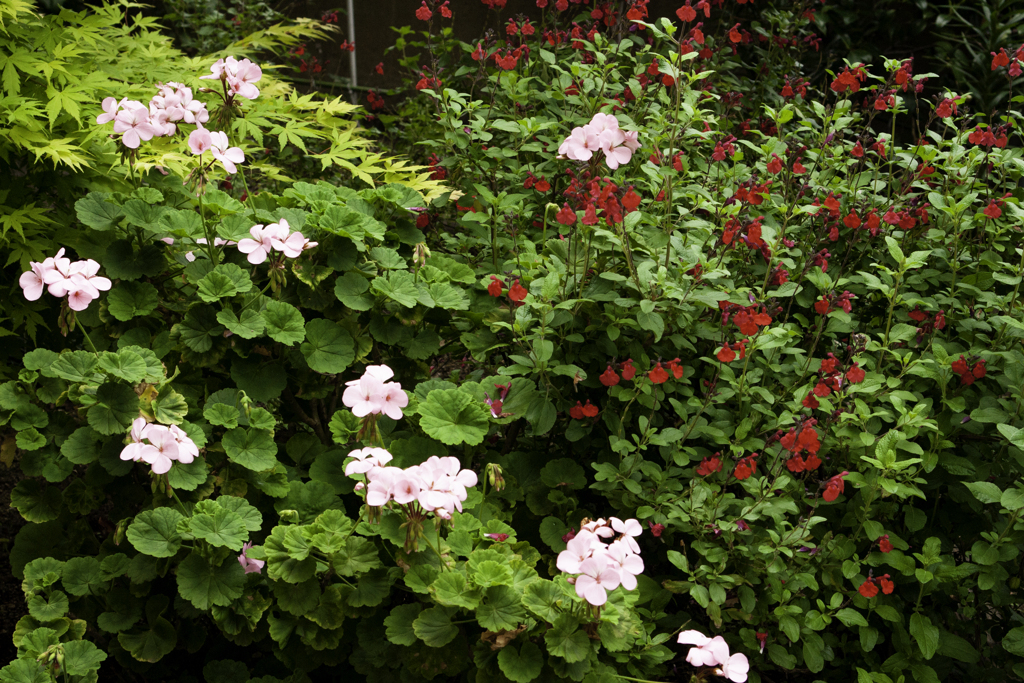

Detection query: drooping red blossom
xmin=618 ymin=360 xmax=634 ymax=382
xmin=649 ymin=363 xmax=670 ymax=384
xmin=878 ymin=535 xmax=893 ymax=553
xmin=733 ymin=454 xmax=758 ymax=480
xmin=621 ymin=187 xmax=642 ymax=212
xmin=488 ymin=276 xmax=503 ymax=297
xmin=846 ymin=364 xmax=866 ymax=384
xmin=676 ymin=2 xmax=696 ymax=22
xmin=508 ymin=281 xmax=528 ymax=302
xmin=648 ymin=522 xmax=665 ymax=537
xmin=415 ymin=2 xmax=432 ymax=21
xmin=599 ymin=365 xmax=620 ymax=387
xmin=822 ymin=471 xmax=848 ymax=502
xmin=696 ymin=455 xmax=722 ymax=476
xmin=556 ymin=203 xmax=577 ymax=226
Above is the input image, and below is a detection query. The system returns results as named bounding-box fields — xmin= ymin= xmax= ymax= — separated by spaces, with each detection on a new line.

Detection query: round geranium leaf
xmin=176 ymin=551 xmax=245 ymax=610
xmin=300 ymin=319 xmax=355 ymax=375
xmin=417 ymin=388 xmax=490 ymax=446
xmin=126 ymin=508 xmax=185 ymax=558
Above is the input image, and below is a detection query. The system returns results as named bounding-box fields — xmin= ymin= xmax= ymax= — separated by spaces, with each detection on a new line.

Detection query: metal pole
xmin=346 ymin=0 xmax=358 ymax=103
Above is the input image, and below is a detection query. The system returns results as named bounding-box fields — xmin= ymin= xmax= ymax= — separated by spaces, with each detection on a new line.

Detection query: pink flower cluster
xmin=119 ymin=417 xmax=199 ymax=475
xmin=236 ymin=218 xmax=317 ymax=264
xmin=556 ymin=517 xmax=644 ymax=606
xmin=238 ymin=542 xmax=264 ymax=574
xmin=200 ymin=56 xmax=263 ymax=100
xmin=188 ymin=128 xmax=245 ymax=174
xmin=677 ymin=631 xmax=750 ymax=682
xmin=96 ymin=82 xmax=210 ymax=150
xmin=557 ymin=113 xmax=640 ymax=170
xmin=341 ymin=365 xmax=408 ymax=420
xmin=19 ymin=248 xmax=111 ymax=311
xmin=347 ymin=451 xmax=478 ymax=520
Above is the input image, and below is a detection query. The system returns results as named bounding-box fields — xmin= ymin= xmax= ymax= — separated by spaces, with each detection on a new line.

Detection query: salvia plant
xmin=4 ymin=0 xmax=1024 ymax=683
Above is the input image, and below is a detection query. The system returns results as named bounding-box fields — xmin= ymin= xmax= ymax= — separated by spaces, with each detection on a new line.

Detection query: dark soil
xmin=0 ymin=463 xmax=26 ymax=662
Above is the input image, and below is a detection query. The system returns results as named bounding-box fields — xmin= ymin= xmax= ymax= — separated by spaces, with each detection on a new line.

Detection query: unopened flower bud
xmin=486 ymin=463 xmax=505 ymax=491
xmin=279 ymin=509 xmax=300 ymax=524
xmin=354 ymin=482 xmax=365 ymax=492
xmin=413 ymin=242 xmax=430 ymax=268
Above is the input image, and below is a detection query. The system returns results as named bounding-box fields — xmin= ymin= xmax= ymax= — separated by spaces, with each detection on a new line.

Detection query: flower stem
xmin=76 ymin=317 xmax=100 ymax=357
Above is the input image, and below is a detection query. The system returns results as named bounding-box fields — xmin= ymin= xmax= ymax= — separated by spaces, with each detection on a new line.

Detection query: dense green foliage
xmin=5 ymin=1 xmax=1024 ymax=683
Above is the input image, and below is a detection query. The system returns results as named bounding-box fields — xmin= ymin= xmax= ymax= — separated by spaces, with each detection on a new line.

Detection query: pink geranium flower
xmin=606 ymin=540 xmax=644 ymax=590
xmin=558 ymin=126 xmax=601 ymax=161
xmin=716 ymin=653 xmax=750 ymax=683
xmin=342 ymin=374 xmax=387 ymax=417
xmin=238 ymin=542 xmax=265 ymax=574
xmin=138 ymin=425 xmax=179 ymax=474
xmin=271 ymin=230 xmax=318 ymax=258
xmin=378 ymin=382 xmax=409 ymax=420
xmin=344 ymin=447 xmax=394 ymax=475
xmin=678 ymin=632 xmax=730 ymax=667
xmin=96 ymin=97 xmax=126 ymax=125
xmin=237 ymin=224 xmax=276 ymax=264
xmin=188 ymin=128 xmax=213 ymax=155
xmin=208 ymin=131 xmax=245 ymax=174
xmin=120 ymin=418 xmax=152 ymax=462
xmin=112 ymin=105 xmax=160 ymax=149
xmin=611 ymin=516 xmax=643 ymax=553
xmin=574 ymin=557 xmax=621 ymax=606
xmin=19 ymin=261 xmax=52 ymax=301
xmin=556 ymin=530 xmax=599 ymax=574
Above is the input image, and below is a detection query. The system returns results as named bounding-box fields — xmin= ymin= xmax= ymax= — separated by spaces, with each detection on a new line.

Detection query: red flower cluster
xmin=339 ymin=40 xmax=355 ymax=53
xmin=951 ymin=355 xmax=986 ymax=385
xmin=776 ymin=418 xmax=822 ymax=472
xmin=523 ymin=173 xmax=551 ymax=192
xmin=366 ymin=91 xmax=385 ymax=111
xmin=814 ymin=290 xmax=855 ymax=316
xmin=733 ymin=179 xmax=772 ymax=205
xmin=569 ymin=400 xmax=599 ymax=419
xmin=556 ymin=203 xmax=577 ymax=226
xmin=720 ymin=302 xmax=772 ymax=336
xmin=427 ymin=153 xmax=446 ymax=181
xmin=967 ymin=124 xmax=1009 ymax=149
xmin=780 ymin=76 xmax=808 ymax=99
xmin=415 ymin=71 xmax=441 ymax=91
xmin=493 ymin=47 xmax=524 ymax=71
xmin=733 ymin=453 xmax=758 ymax=480
xmin=935 ymin=97 xmax=956 ymax=118
xmin=711 ymin=135 xmax=737 ymax=162
xmin=649 ymin=359 xmax=684 ymax=384
xmin=716 ymin=339 xmax=747 ymax=363
xmin=830 ymin=64 xmax=868 ymax=94
xmin=626 ymin=0 xmax=648 ymax=21
xmin=696 ymin=453 xmax=722 ymax=476
xmin=822 ymin=471 xmax=848 ymax=502
xmin=858 ymin=574 xmax=894 ymax=598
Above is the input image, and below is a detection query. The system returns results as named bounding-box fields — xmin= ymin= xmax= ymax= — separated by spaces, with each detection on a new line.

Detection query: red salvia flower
xmin=696 ymin=455 xmax=722 ymax=476
xmin=822 ymin=471 xmax=848 ymax=502
xmin=581 ymin=400 xmax=599 ymax=418
xmin=487 ymin=276 xmax=503 ymax=297
xmin=649 ymin=363 xmax=670 ymax=384
xmin=846 ymin=364 xmax=866 ymax=384
xmin=508 ymin=281 xmax=528 ymax=302
xmin=733 ymin=454 xmax=758 ymax=480
xmin=556 ymin=203 xmax=577 ymax=226
xmin=879 ymin=535 xmax=893 ymax=553
xmin=415 ymin=2 xmax=432 ymax=21
xmin=858 ymin=579 xmax=879 ymax=598
xmin=569 ymin=402 xmax=585 ymax=419
xmin=620 ymin=359 xmax=636 ymax=380
xmin=599 ymin=365 xmax=620 ymax=387
xmin=676 ymin=2 xmax=696 ymax=22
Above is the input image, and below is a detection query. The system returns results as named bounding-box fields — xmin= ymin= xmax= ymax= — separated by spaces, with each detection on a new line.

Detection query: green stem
xmin=76 ymin=318 xmax=99 ymax=357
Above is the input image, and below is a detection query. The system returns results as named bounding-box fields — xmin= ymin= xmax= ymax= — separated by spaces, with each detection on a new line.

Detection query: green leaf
xmin=273 ymin=577 xmax=321 ymax=616
xmin=385 ymin=603 xmax=422 ymax=646
xmin=223 ymin=428 xmax=278 ymax=471
xmin=939 ymin=630 xmax=980 ymax=663
xmin=545 ymin=614 xmax=590 ymax=663
xmin=28 ymin=590 xmax=69 ymax=621
xmin=76 ymin=192 xmax=124 ymax=231
xmin=216 ymin=309 xmax=266 ymax=339
xmin=167 ymin=458 xmax=209 ymax=491
xmin=197 ymin=264 xmax=253 ymax=303
xmin=332 ymin=537 xmax=381 ymax=576
xmin=265 ymin=526 xmax=317 ymax=583
xmin=176 ymin=551 xmax=245 ymax=610
xmin=153 ymin=385 xmax=188 ymax=425
xmin=477 ymin=585 xmax=526 ymax=631
xmin=127 ymin=508 xmax=185 ymax=557
xmin=88 ymin=382 xmax=139 ymax=435
xmin=1003 ymin=626 xmax=1024 ymax=656
xmin=371 ymin=270 xmax=419 ymax=308
xmin=1001 ymin=488 xmax=1024 ymax=511
xmin=498 ymin=640 xmax=544 ymax=683
xmin=104 ymin=240 xmax=164 ymax=281
xmin=321 ymin=204 xmax=386 ymax=243
xmin=174 ymin=305 xmax=225 ymax=353
xmin=61 ymin=556 xmax=102 ymax=596
xmin=0 ymin=659 xmax=51 ymax=683
xmin=61 ymin=639 xmax=108 ymax=675
xmin=10 ymin=480 xmax=62 ymax=522
xmin=523 ymin=579 xmax=562 ymax=622
xmin=910 ymin=612 xmax=940 ymax=660
xmin=964 ymin=481 xmax=1002 ymax=505
xmin=98 ymin=349 xmax=148 ymax=383
xmin=418 ymin=388 xmax=490 ymax=446
xmin=424 ymin=282 xmax=469 ymax=310
xmin=107 ymin=282 xmax=160 ymax=321
xmin=300 ymin=319 xmax=355 ymax=374
xmin=348 ymin=568 xmax=392 ymax=607
xmin=637 ymin=310 xmax=665 ymax=341
xmin=263 ymin=300 xmax=306 ymax=345
xmin=50 ymin=351 xmax=100 ymax=383
xmin=835 ymin=608 xmax=869 ymax=628
xmin=123 ymin=199 xmax=168 ymax=231
xmin=432 ymin=572 xmax=480 ymax=609
xmin=191 ymin=507 xmax=248 ymax=549
xmin=334 ymin=272 xmax=373 ymax=311
xmin=205 ymin=402 xmax=240 ymax=429
xmin=413 ymin=606 xmax=459 ymax=647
